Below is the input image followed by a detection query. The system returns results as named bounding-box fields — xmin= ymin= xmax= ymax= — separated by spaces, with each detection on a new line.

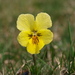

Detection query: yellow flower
xmin=17 ymin=12 xmax=53 ymax=54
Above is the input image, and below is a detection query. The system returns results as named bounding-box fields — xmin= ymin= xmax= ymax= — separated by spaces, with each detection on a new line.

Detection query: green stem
xmin=32 ymin=54 xmax=37 ymax=74
xmin=32 ymin=54 xmax=36 ymax=66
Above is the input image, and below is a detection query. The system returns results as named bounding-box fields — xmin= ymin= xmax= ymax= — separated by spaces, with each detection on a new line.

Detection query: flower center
xmin=28 ymin=30 xmax=41 ymax=44
xmin=32 ymin=35 xmax=39 ymax=44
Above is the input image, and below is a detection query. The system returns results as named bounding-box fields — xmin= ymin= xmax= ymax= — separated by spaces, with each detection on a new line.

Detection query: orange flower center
xmin=32 ymin=35 xmax=39 ymax=44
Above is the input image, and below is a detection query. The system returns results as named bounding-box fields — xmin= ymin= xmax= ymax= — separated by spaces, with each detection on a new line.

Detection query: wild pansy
xmin=17 ymin=12 xmax=53 ymax=54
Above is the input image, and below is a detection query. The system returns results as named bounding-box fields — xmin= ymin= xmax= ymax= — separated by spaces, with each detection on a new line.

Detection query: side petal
xmin=17 ymin=14 xmax=34 ymax=31
xmin=27 ymin=38 xmax=45 ymax=54
xmin=36 ymin=12 xmax=52 ymax=30
xmin=38 ymin=29 xmax=53 ymax=44
xmin=17 ymin=31 xmax=31 ymax=47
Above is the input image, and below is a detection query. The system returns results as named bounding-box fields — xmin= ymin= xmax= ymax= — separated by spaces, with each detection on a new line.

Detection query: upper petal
xmin=17 ymin=31 xmax=31 ymax=47
xmin=27 ymin=38 xmax=45 ymax=54
xmin=38 ymin=29 xmax=53 ymax=44
xmin=36 ymin=12 xmax=52 ymax=30
xmin=17 ymin=14 xmax=34 ymax=31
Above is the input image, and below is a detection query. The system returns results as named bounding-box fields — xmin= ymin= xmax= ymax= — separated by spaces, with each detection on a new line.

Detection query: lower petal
xmin=27 ymin=38 xmax=45 ymax=54
xmin=38 ymin=39 xmax=45 ymax=51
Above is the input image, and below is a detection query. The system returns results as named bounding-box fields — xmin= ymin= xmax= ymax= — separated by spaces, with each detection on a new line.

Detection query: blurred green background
xmin=0 ymin=0 xmax=75 ymax=75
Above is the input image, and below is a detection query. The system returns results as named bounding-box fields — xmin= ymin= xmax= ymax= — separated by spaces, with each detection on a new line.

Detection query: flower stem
xmin=32 ymin=54 xmax=36 ymax=66
xmin=32 ymin=54 xmax=37 ymax=74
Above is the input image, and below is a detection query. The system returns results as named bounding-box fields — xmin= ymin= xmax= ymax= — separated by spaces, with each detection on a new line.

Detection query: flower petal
xmin=38 ymin=39 xmax=45 ymax=51
xmin=17 ymin=14 xmax=34 ymax=31
xmin=27 ymin=38 xmax=45 ymax=54
xmin=38 ymin=29 xmax=53 ymax=44
xmin=36 ymin=12 xmax=52 ymax=30
xmin=17 ymin=31 xmax=31 ymax=47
